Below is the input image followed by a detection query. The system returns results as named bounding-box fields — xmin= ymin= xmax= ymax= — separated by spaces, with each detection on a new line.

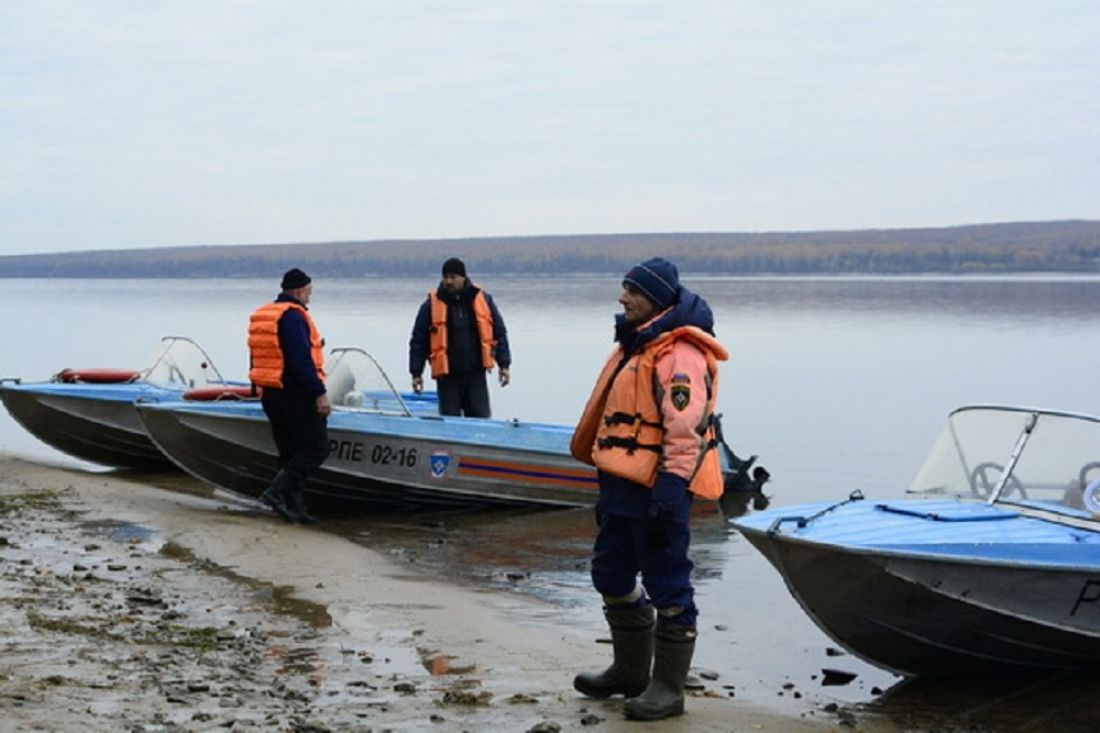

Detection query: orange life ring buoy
xmin=183 ymin=386 xmax=259 ymax=401
xmin=54 ymin=368 xmax=141 ymax=384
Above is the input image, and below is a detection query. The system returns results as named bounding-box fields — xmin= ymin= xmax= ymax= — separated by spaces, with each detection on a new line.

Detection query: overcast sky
xmin=2 ymin=1 xmax=1098 ymax=255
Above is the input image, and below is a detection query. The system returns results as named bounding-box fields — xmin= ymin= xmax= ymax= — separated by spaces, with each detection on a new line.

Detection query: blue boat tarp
xmin=735 ymin=498 xmax=1100 ymax=568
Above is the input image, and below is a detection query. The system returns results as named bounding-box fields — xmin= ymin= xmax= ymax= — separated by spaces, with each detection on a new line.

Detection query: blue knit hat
xmin=623 ymin=257 xmax=679 ymax=310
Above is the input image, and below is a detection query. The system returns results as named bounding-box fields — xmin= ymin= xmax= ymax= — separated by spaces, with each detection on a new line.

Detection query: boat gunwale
xmin=737 ymin=514 xmax=1100 ymax=573
xmin=135 ymin=400 xmax=578 ymax=448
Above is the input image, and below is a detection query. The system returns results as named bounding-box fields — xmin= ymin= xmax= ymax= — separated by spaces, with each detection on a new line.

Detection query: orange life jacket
xmin=570 ymin=326 xmax=729 ymax=500
xmin=427 ymin=288 xmax=497 ymax=379
xmin=247 ymin=301 xmax=326 ymax=389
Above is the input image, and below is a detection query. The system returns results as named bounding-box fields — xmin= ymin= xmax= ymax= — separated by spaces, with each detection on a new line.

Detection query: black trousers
xmin=436 ymin=371 xmax=491 ymax=418
xmin=261 ymin=388 xmax=329 ymax=485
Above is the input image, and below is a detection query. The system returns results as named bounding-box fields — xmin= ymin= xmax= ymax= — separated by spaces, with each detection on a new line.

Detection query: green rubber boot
xmin=623 ymin=623 xmax=696 ymax=721
xmin=574 ymin=605 xmax=655 ymax=699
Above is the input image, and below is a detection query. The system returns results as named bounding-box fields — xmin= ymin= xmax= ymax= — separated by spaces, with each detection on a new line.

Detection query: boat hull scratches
xmin=0 ymin=387 xmax=174 ymax=471
xmin=741 ymin=529 xmax=1100 ymax=676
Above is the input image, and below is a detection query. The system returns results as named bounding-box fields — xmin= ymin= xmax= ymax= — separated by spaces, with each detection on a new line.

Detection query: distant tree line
xmin=2 ymin=220 xmax=1099 ymax=278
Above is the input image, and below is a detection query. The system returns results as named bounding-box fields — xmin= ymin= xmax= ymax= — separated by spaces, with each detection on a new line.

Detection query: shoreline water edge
xmin=0 ymin=453 xmax=857 ymax=733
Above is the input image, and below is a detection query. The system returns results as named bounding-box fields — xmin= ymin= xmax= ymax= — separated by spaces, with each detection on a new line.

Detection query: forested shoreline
xmin=2 ymin=220 xmax=1099 ymax=277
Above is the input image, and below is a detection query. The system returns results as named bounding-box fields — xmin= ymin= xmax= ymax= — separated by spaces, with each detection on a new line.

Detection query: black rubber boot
xmin=259 ymin=470 xmax=296 ymax=523
xmin=574 ymin=605 xmax=654 ymax=699
xmin=623 ymin=623 xmax=696 ymax=721
xmin=284 ymin=481 xmax=319 ymax=525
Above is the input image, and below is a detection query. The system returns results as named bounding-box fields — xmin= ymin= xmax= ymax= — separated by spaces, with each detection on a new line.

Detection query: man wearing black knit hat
xmin=408 ymin=257 xmax=511 ymax=418
xmin=570 ymin=257 xmax=729 ymax=721
xmin=247 ymin=268 xmax=331 ymax=524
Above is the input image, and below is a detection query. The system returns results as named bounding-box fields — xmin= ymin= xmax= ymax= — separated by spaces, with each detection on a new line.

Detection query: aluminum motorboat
xmin=136 ymin=347 xmax=768 ymax=513
xmin=0 ymin=336 xmax=243 ymax=470
xmin=732 ymin=405 xmax=1100 ymax=676
xmin=136 ymin=347 xmax=598 ymax=510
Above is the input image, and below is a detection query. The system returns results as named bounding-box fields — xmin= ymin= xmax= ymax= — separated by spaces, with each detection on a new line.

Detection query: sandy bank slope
xmin=0 ymin=454 xmax=836 ymax=732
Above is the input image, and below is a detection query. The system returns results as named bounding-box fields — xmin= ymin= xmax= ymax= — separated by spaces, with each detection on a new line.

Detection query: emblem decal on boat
xmin=430 ymin=450 xmax=452 ymax=478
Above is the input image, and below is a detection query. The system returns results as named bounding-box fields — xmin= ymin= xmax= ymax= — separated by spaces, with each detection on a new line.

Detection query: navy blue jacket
xmin=275 ymin=293 xmax=327 ymax=398
xmin=408 ymin=283 xmax=511 ymax=378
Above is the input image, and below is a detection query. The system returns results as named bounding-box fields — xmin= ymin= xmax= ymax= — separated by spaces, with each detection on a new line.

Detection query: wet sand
xmin=0 ymin=453 xmax=847 ymax=733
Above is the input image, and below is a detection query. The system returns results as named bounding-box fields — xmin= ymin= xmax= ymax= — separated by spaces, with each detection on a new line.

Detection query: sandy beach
xmin=0 ymin=453 xmax=863 ymax=732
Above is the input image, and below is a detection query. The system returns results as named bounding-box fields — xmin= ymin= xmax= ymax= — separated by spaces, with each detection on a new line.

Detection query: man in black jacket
xmin=408 ymin=258 xmax=511 ymax=417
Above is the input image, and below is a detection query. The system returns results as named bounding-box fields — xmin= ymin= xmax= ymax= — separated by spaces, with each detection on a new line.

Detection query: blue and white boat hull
xmin=0 ymin=381 xmax=181 ymax=470
xmin=136 ymin=399 xmax=600 ymax=511
xmin=736 ymin=496 xmax=1100 ymax=676
xmin=0 ymin=337 xmax=248 ymax=470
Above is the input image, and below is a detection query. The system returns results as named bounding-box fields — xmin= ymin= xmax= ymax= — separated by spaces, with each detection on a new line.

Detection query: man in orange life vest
xmin=408 ymin=258 xmax=511 ymax=418
xmin=570 ymin=257 xmax=728 ymax=721
xmin=248 ymin=268 xmax=331 ymax=525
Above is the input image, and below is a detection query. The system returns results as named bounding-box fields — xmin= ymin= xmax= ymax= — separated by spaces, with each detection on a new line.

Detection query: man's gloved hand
xmin=647 ymin=472 xmax=688 ymax=550
xmin=651 ymin=472 xmax=688 ymax=516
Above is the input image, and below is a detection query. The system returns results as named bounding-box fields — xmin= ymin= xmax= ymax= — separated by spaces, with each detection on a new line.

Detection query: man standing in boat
xmin=408 ymin=257 xmax=511 ymax=418
xmin=248 ymin=267 xmax=331 ymax=525
xmin=571 ymin=257 xmax=728 ymax=721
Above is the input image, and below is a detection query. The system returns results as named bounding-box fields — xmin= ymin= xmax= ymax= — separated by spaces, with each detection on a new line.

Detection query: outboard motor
xmin=712 ymin=414 xmax=771 ymax=518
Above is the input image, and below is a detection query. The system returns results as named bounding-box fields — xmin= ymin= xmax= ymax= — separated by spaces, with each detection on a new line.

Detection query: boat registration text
xmin=328 ymin=439 xmax=418 ymax=468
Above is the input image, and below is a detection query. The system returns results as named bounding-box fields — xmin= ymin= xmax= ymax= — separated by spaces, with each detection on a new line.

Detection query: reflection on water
xmin=869 ymin=672 xmax=1100 ymax=732
xmin=328 ymin=504 xmax=740 ymax=604
xmin=328 ymin=507 xmax=597 ymax=603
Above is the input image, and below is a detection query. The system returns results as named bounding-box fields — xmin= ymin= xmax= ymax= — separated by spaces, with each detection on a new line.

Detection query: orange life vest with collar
xmin=247 ymin=301 xmax=326 ymax=389
xmin=427 ymin=288 xmax=497 ymax=379
xmin=570 ymin=326 xmax=729 ymax=500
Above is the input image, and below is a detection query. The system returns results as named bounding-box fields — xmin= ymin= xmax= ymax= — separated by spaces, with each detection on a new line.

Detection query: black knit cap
xmin=441 ymin=257 xmax=466 ymax=277
xmin=281 ymin=267 xmax=311 ymax=290
xmin=623 ymin=257 xmax=679 ymax=310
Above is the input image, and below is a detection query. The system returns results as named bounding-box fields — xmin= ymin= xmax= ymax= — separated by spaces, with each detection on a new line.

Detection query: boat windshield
xmin=326 ymin=347 xmax=412 ymax=416
xmin=909 ymin=405 xmax=1100 ymax=517
xmin=140 ymin=336 xmax=228 ymax=389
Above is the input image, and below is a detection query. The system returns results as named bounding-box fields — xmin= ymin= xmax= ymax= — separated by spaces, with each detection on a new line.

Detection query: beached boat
xmin=732 ymin=405 xmax=1100 ymax=676
xmin=135 ymin=348 xmax=596 ymax=510
xmin=136 ymin=347 xmax=768 ymax=513
xmin=0 ymin=337 xmax=246 ymax=470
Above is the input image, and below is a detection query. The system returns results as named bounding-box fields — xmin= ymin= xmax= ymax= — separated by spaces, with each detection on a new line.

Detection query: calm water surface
xmin=3 ymin=275 xmax=1100 ymax=728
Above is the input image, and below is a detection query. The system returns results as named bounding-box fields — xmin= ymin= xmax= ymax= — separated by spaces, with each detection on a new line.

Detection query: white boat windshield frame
xmin=988 ymin=410 xmax=1038 ymax=504
xmin=909 ymin=404 xmax=1100 ymax=523
xmin=140 ymin=336 xmax=229 ymax=389
xmin=326 ymin=347 xmax=413 ymax=417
